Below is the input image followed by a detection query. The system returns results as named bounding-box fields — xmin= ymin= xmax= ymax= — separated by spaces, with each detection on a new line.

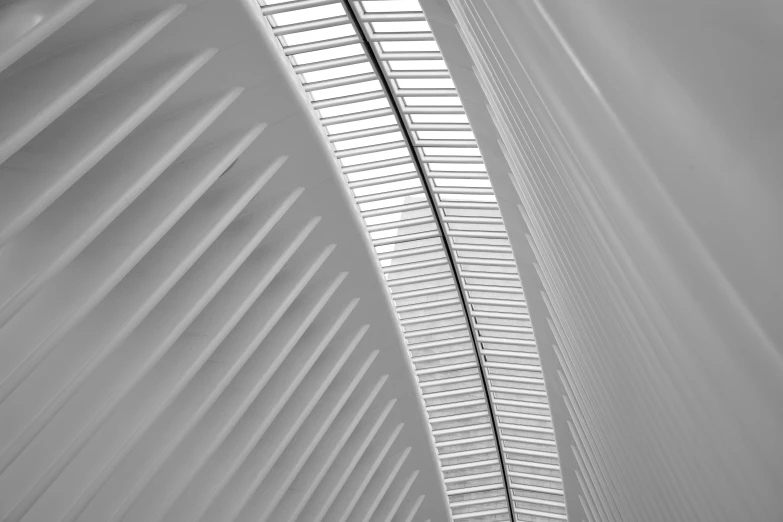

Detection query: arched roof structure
xmin=1 ymin=0 xmax=781 ymax=521
xmin=258 ymin=1 xmax=564 ymax=520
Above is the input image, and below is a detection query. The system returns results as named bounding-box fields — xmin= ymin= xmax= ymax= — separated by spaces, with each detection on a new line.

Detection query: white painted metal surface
xmin=420 ymin=0 xmax=783 ymax=520
xmin=0 ymin=0 xmax=452 ymax=521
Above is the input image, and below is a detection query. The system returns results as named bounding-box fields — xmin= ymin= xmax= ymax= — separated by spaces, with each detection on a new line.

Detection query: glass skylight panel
xmin=359 ymin=196 xmax=422 ymax=212
xmin=316 ymin=97 xmax=389 ymax=118
xmin=280 ymin=24 xmax=355 ymax=46
xmin=332 ymin=130 xmax=403 ymax=150
xmin=380 ymin=40 xmax=440 ymax=52
xmin=371 ymin=21 xmax=431 ymax=33
xmin=345 ymin=162 xmax=415 ymax=182
xmin=257 ymin=0 xmax=566 ymax=520
xmin=361 ymin=0 xmax=423 ymax=13
xmin=351 ymin=177 xmax=421 ymax=197
xmin=417 ymin=130 xmax=475 ymax=140
xmin=423 ymin=147 xmax=482 ymax=157
xmin=410 ymin=113 xmax=470 ymax=124
xmin=269 ymin=3 xmax=345 ymax=26
xmin=301 ymin=61 xmax=372 ymax=82
xmin=309 ymin=80 xmax=380 ymax=101
xmin=353 ymin=4 xmax=566 ymax=520
xmin=326 ymin=114 xmax=397 ymax=134
xmin=403 ymin=97 xmax=462 ymax=107
xmin=396 ymin=78 xmax=456 ymax=89
xmin=388 ymin=59 xmax=448 ymax=70
xmin=290 ymin=43 xmax=363 ymax=65
xmin=429 ymin=162 xmax=486 ymax=171
xmin=436 ymin=178 xmax=493 ymax=188
xmin=339 ymin=147 xmax=409 ymax=166
xmin=439 ymin=194 xmax=498 ymax=204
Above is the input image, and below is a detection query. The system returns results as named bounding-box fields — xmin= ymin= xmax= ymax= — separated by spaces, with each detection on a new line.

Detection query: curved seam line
xmin=341 ymin=3 xmax=517 ymax=519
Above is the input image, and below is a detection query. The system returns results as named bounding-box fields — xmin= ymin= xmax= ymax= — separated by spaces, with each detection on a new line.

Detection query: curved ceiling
xmin=2 ymin=0 xmax=776 ymax=521
xmin=257 ymin=0 xmax=566 ymax=520
xmin=0 ymin=0 xmax=452 ymax=520
xmin=420 ymin=0 xmax=783 ymax=520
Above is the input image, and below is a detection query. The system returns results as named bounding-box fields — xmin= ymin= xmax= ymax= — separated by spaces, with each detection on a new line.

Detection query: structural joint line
xmin=340 ymin=3 xmax=517 ymax=520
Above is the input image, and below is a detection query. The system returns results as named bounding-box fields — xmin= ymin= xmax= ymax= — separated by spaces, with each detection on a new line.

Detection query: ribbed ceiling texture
xmin=418 ymin=0 xmax=783 ymax=521
xmin=257 ymin=1 xmax=564 ymax=520
xmin=0 ymin=0 xmax=452 ymax=520
xmin=1 ymin=0 xmax=782 ymax=522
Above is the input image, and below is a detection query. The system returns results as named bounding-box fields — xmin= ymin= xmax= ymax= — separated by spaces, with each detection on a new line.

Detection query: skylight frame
xmin=256 ymin=1 xmax=566 ymax=520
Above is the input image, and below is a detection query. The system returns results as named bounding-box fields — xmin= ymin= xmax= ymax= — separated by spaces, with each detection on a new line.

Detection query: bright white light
xmin=281 ymin=24 xmax=355 ymax=46
xmin=439 ymin=193 xmax=497 ymax=202
xmin=333 ymin=131 xmax=404 ymax=151
xmin=429 ymin=162 xmax=486 ymax=172
xmin=362 ymin=0 xmax=423 ymax=13
xmin=422 ymin=147 xmax=482 ymax=157
xmin=372 ymin=21 xmax=430 ymax=33
xmin=388 ymin=59 xmax=447 ymax=71
xmin=410 ymin=114 xmax=470 ymax=123
xmin=270 ymin=4 xmax=344 ymax=26
xmin=359 ymin=196 xmax=414 ymax=211
xmin=310 ymin=80 xmax=381 ymax=102
xmin=339 ymin=147 xmax=409 ymax=167
xmin=435 ymin=179 xmax=492 ymax=188
xmin=346 ymin=163 xmax=416 ymax=182
xmin=318 ymin=98 xmax=389 ymax=118
xmin=380 ymin=41 xmax=439 ymax=52
xmin=365 ymin=212 xmax=406 ymax=226
xmin=291 ymin=44 xmax=363 ymax=66
xmin=327 ymin=115 xmax=397 ymax=135
xmin=397 ymin=78 xmax=455 ymax=89
xmin=417 ymin=130 xmax=475 ymax=140
xmin=404 ymin=96 xmax=461 ymax=106
xmin=302 ymin=62 xmax=373 ymax=83
xmin=352 ymin=178 xmax=420 ymax=197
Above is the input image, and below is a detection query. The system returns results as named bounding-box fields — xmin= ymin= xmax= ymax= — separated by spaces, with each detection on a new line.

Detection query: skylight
xmin=388 ymin=59 xmax=448 ymax=70
xmin=362 ymin=0 xmax=422 ymax=13
xmin=257 ymin=1 xmax=567 ymax=521
xmin=411 ymin=113 xmax=470 ymax=123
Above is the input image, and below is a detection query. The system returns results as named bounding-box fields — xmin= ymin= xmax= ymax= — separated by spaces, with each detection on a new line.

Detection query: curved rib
xmin=257 ymin=1 xmax=566 ymax=520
